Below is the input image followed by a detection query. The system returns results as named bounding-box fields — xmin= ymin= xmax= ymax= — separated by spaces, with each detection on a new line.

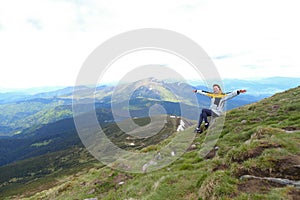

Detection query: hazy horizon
xmin=0 ymin=76 xmax=299 ymax=94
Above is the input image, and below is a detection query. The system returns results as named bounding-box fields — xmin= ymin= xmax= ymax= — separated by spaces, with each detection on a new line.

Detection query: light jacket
xmin=196 ymin=90 xmax=240 ymax=116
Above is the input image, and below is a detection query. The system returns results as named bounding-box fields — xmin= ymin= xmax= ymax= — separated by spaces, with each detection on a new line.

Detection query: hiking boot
xmin=205 ymin=122 xmax=209 ymax=129
xmin=196 ymin=128 xmax=203 ymax=134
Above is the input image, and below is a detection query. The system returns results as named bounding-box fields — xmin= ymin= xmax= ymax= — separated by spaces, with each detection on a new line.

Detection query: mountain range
xmin=1 ymin=77 xmax=299 ymax=137
xmin=0 ymin=82 xmax=299 ymax=199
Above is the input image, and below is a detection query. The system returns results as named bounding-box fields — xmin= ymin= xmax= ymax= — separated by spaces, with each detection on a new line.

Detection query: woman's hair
xmin=213 ymin=84 xmax=223 ymax=93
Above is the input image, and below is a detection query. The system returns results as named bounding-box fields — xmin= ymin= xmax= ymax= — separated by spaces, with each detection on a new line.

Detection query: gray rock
xmin=87 ymin=188 xmax=95 ymax=195
xmin=241 ymin=120 xmax=247 ymax=124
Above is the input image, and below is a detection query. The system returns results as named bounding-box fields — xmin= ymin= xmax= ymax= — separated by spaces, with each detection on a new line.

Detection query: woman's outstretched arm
xmin=223 ymin=89 xmax=247 ymax=101
xmin=193 ymin=89 xmax=212 ymax=97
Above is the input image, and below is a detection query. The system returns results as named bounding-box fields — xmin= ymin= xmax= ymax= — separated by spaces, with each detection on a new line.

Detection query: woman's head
xmin=213 ymin=84 xmax=222 ymax=94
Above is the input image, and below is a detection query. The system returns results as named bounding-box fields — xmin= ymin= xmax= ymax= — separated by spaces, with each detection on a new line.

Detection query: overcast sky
xmin=0 ymin=0 xmax=299 ymax=88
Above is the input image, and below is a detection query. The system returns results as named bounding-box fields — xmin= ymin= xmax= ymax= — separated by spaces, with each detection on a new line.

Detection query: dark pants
xmin=197 ymin=108 xmax=212 ymax=128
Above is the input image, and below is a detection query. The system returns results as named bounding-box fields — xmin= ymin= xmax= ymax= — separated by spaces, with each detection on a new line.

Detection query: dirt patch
xmin=287 ymin=188 xmax=300 ymax=200
xmin=212 ymin=164 xmax=229 ymax=172
xmin=272 ymin=155 xmax=300 ymax=180
xmin=184 ymin=192 xmax=199 ymax=200
xmin=113 ymin=173 xmax=133 ymax=184
xmin=238 ymin=178 xmax=285 ymax=194
xmin=271 ymin=104 xmax=280 ymax=111
xmin=282 ymin=127 xmax=300 ymax=131
xmin=250 ymin=118 xmax=263 ymax=123
xmin=233 ymin=142 xmax=281 ymax=163
xmin=235 ymin=154 xmax=300 ymax=181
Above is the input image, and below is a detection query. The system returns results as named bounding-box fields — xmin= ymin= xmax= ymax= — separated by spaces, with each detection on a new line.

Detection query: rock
xmin=117 ymin=163 xmax=131 ymax=171
xmin=187 ymin=144 xmax=197 ymax=151
xmin=118 ymin=181 xmax=125 ymax=185
xmin=142 ymin=160 xmax=157 ymax=173
xmin=155 ymin=152 xmax=162 ymax=160
xmin=204 ymin=146 xmax=219 ymax=159
xmin=177 ymin=120 xmax=185 ymax=131
xmin=84 ymin=198 xmax=98 ymax=200
xmin=241 ymin=120 xmax=247 ymax=124
xmin=240 ymin=175 xmax=300 ymax=188
xmin=171 ymin=151 xmax=176 ymax=156
xmin=87 ymin=188 xmax=95 ymax=195
xmin=80 ymin=181 xmax=86 ymax=186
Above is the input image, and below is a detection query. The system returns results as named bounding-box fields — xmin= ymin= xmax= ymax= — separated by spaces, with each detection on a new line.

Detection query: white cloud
xmin=0 ymin=0 xmax=299 ymax=88
xmin=99 ymin=49 xmax=203 ymax=85
xmin=0 ymin=32 xmax=109 ymax=88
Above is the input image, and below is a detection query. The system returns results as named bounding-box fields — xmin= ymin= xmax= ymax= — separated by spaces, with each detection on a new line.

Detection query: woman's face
xmin=213 ymin=86 xmax=220 ymax=94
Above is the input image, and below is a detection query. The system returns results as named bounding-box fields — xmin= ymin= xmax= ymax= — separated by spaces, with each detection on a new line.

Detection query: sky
xmin=0 ymin=0 xmax=299 ymax=88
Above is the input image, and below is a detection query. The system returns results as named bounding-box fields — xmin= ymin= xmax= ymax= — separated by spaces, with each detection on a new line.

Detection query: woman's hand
xmin=239 ymin=89 xmax=247 ymax=93
xmin=193 ymin=90 xmax=197 ymax=93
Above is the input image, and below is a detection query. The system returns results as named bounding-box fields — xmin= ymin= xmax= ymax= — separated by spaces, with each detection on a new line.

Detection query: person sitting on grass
xmin=193 ymin=84 xmax=246 ymax=133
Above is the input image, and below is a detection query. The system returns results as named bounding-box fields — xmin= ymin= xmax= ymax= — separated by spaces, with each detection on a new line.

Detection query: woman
xmin=193 ymin=84 xmax=246 ymax=133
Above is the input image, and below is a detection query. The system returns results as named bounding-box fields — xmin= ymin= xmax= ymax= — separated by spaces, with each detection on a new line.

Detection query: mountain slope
xmin=0 ymin=98 xmax=72 ymax=136
xmin=0 ymin=107 xmax=116 ymax=166
xmin=0 ymin=115 xmax=193 ymax=198
xmin=2 ymin=86 xmax=299 ymax=199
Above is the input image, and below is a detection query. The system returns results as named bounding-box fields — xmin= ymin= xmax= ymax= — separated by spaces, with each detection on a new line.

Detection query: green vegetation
xmin=30 ymin=140 xmax=52 ymax=147
xmin=0 ymin=147 xmax=98 ymax=198
xmin=0 ymin=100 xmax=72 ymax=136
xmin=1 ymin=86 xmax=300 ymax=199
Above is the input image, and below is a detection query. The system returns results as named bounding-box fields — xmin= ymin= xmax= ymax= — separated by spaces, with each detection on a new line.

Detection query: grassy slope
xmin=4 ymin=86 xmax=300 ymax=200
xmin=0 ymin=100 xmax=72 ymax=136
